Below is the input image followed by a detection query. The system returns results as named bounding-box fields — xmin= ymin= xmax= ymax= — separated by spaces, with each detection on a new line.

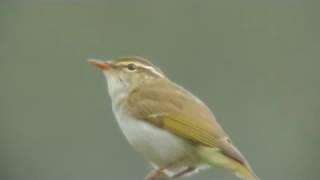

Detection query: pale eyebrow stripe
xmin=118 ymin=61 xmax=165 ymax=78
xmin=141 ymin=65 xmax=165 ymax=78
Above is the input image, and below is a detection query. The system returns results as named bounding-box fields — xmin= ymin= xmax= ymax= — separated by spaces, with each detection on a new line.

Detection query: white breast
xmin=104 ymin=73 xmax=207 ymax=176
xmin=112 ymin=104 xmax=206 ymax=176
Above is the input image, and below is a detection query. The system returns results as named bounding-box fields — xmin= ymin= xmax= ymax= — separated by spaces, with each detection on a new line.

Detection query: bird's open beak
xmin=88 ymin=59 xmax=112 ymax=70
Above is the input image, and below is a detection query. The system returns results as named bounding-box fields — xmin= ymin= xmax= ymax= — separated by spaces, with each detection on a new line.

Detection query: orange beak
xmin=88 ymin=59 xmax=112 ymax=70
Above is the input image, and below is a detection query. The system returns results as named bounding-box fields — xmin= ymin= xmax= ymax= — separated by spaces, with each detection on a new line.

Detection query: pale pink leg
xmin=144 ymin=169 xmax=169 ymax=180
xmin=144 ymin=161 xmax=176 ymax=180
xmin=171 ymin=166 xmax=195 ymax=179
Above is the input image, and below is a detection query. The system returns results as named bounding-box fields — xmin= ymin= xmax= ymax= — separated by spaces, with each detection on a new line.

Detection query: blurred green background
xmin=1 ymin=1 xmax=319 ymax=180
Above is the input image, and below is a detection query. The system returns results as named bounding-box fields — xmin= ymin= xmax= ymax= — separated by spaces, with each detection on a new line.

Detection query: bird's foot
xmin=144 ymin=169 xmax=170 ymax=180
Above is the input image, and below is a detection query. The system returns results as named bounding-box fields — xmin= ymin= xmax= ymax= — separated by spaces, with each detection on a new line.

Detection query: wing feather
xmin=127 ymin=79 xmax=249 ymax=167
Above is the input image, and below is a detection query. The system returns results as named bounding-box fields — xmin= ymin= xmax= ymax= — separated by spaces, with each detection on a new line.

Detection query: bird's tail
xmin=197 ymin=146 xmax=260 ymax=180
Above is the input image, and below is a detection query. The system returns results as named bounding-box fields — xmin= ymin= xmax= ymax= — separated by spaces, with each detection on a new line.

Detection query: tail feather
xmin=196 ymin=146 xmax=260 ymax=180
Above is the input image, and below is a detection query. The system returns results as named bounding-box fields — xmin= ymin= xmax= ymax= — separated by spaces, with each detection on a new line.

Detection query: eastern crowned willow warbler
xmin=88 ymin=56 xmax=259 ymax=180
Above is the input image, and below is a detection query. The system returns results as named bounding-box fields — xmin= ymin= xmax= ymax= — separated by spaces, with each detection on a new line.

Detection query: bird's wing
xmin=126 ymin=80 xmax=249 ymax=166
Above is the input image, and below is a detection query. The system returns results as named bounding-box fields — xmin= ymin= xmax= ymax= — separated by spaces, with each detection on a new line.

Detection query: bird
xmin=88 ymin=56 xmax=259 ymax=180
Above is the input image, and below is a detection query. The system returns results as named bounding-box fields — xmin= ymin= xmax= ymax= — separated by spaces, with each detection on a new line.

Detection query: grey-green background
xmin=1 ymin=1 xmax=319 ymax=180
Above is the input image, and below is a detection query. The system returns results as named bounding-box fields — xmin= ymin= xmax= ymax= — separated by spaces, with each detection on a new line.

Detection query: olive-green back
xmin=126 ymin=79 xmax=250 ymax=168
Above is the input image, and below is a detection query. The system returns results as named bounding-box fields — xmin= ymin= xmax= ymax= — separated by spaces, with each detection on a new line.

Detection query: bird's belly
xmin=114 ymin=110 xmax=204 ymax=175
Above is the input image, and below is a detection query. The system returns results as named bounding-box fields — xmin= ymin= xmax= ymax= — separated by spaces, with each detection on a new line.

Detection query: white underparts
xmin=112 ymin=104 xmax=208 ymax=177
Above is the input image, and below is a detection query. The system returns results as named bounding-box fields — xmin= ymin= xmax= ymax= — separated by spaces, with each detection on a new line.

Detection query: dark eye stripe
xmin=127 ymin=63 xmax=137 ymax=71
xmin=138 ymin=66 xmax=164 ymax=78
xmin=116 ymin=62 xmax=164 ymax=78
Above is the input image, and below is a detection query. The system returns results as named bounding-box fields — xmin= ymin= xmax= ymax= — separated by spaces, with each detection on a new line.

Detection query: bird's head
xmin=88 ymin=56 xmax=166 ymax=98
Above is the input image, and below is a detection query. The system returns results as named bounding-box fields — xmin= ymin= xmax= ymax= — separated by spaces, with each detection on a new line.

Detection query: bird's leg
xmin=144 ymin=160 xmax=180 ymax=180
xmin=171 ymin=166 xmax=195 ymax=179
xmin=144 ymin=169 xmax=169 ymax=180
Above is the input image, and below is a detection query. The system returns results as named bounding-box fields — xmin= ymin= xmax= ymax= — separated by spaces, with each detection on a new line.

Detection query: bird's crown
xmin=110 ymin=56 xmax=165 ymax=78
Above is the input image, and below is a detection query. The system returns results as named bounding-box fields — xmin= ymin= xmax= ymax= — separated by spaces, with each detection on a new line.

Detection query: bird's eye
xmin=127 ymin=63 xmax=137 ymax=71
